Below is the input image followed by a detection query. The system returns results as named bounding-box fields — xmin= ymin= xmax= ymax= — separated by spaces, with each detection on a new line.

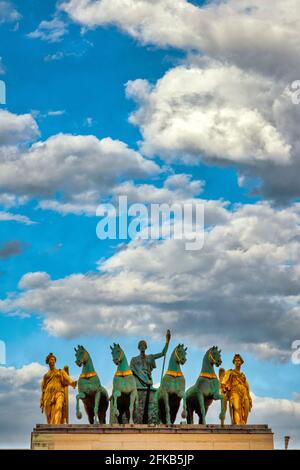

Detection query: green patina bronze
xmin=156 ymin=344 xmax=187 ymax=424
xmin=110 ymin=343 xmax=138 ymax=424
xmin=75 ymin=345 xmax=109 ymax=424
xmin=130 ymin=330 xmax=171 ymax=424
xmin=182 ymin=346 xmax=225 ymax=425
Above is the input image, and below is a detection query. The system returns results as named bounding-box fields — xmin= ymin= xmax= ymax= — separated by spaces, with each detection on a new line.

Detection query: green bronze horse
xmin=110 ymin=343 xmax=138 ymax=424
xmin=182 ymin=346 xmax=225 ymax=425
xmin=157 ymin=344 xmax=187 ymax=424
xmin=75 ymin=345 xmax=109 ymax=424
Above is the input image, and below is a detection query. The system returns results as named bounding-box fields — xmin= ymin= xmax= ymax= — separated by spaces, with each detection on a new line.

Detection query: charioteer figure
xmin=130 ymin=330 xmax=171 ymax=423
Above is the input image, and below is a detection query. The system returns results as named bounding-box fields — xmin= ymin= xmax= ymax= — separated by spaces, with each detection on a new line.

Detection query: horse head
xmin=174 ymin=343 xmax=187 ymax=365
xmin=74 ymin=345 xmax=89 ymax=367
xmin=110 ymin=343 xmax=124 ymax=365
xmin=207 ymin=345 xmax=222 ymax=368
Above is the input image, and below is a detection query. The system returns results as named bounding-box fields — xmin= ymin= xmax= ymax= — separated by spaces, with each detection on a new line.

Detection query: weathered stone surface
xmin=31 ymin=424 xmax=274 ymax=450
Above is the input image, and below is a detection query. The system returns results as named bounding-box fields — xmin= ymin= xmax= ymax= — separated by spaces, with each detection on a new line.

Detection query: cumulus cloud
xmin=0 ymin=363 xmax=47 ymax=448
xmin=1 ymin=202 xmax=300 ymax=360
xmin=126 ymin=60 xmax=300 ymax=201
xmin=0 ymin=1 xmax=21 ymax=25
xmin=127 ymin=62 xmax=291 ymax=165
xmin=112 ymin=174 xmax=204 ymax=204
xmin=0 ymin=111 xmax=160 ymax=213
xmin=12 ymin=133 xmax=157 ymax=197
xmin=250 ymin=394 xmax=300 ymax=449
xmin=61 ymin=0 xmax=300 ymax=80
xmin=38 ymin=174 xmax=204 ymax=216
xmin=0 ymin=110 xmax=39 ymax=146
xmin=60 ymin=1 xmax=300 ymax=202
xmin=18 ymin=272 xmax=50 ymax=290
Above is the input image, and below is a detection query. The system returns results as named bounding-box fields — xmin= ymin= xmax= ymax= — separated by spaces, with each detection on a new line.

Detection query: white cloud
xmin=0 ymin=110 xmax=39 ymax=146
xmin=0 ymin=211 xmax=36 ymax=225
xmin=47 ymin=110 xmax=66 ymax=117
xmin=38 ymin=174 xmax=204 ymax=216
xmin=28 ymin=16 xmax=68 ymax=43
xmin=0 ymin=363 xmax=46 ymax=448
xmin=44 ymin=51 xmax=79 ymax=62
xmin=18 ymin=272 xmax=51 ymax=290
xmin=250 ymin=394 xmax=300 ymax=449
xmin=22 ymin=133 xmax=158 ymax=195
xmin=1 ymin=202 xmax=300 ymax=360
xmin=0 ymin=194 xmax=28 ymax=208
xmin=60 ymin=1 xmax=300 ymax=201
xmin=0 ymin=112 xmax=160 ymax=211
xmin=126 ymin=59 xmax=300 ymax=201
xmin=37 ymin=196 xmax=99 ymax=216
xmin=0 ymin=362 xmax=46 ymax=388
xmin=127 ymin=62 xmax=291 ymax=166
xmin=112 ymin=174 xmax=204 ymax=204
xmin=0 ymin=1 xmax=21 ymax=25
xmin=61 ymin=0 xmax=300 ymax=80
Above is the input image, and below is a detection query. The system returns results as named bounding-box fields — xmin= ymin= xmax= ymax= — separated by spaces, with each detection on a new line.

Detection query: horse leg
xmin=171 ymin=396 xmax=180 ymax=424
xmin=163 ymin=391 xmax=171 ymax=425
xmin=187 ymin=408 xmax=193 ymax=424
xmin=197 ymin=392 xmax=206 ymax=425
xmin=93 ymin=389 xmax=101 ymax=425
xmin=129 ymin=389 xmax=138 ymax=424
xmin=214 ymin=392 xmax=225 ymax=426
xmin=99 ymin=390 xmax=109 ymax=424
xmin=112 ymin=390 xmax=121 ymax=421
xmin=76 ymin=392 xmax=86 ymax=420
xmin=181 ymin=393 xmax=187 ymax=420
xmin=186 ymin=398 xmax=194 ymax=424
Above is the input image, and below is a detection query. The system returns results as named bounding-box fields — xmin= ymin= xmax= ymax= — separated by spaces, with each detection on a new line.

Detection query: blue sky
xmin=1 ymin=0 xmax=300 ymax=448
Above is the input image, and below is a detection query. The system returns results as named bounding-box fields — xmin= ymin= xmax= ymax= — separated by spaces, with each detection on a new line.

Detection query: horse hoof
xmin=77 ymin=412 xmax=82 ymax=420
xmin=181 ymin=411 xmax=187 ymax=419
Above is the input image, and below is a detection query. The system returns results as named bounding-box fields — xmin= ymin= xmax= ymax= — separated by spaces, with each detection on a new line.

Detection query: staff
xmin=160 ymin=329 xmax=171 ymax=383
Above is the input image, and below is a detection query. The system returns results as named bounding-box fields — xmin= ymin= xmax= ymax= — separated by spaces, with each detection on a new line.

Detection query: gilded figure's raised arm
xmin=61 ymin=369 xmax=77 ymax=388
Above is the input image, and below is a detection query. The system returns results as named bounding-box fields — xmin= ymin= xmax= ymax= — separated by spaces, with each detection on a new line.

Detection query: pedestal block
xmin=31 ymin=424 xmax=274 ymax=450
